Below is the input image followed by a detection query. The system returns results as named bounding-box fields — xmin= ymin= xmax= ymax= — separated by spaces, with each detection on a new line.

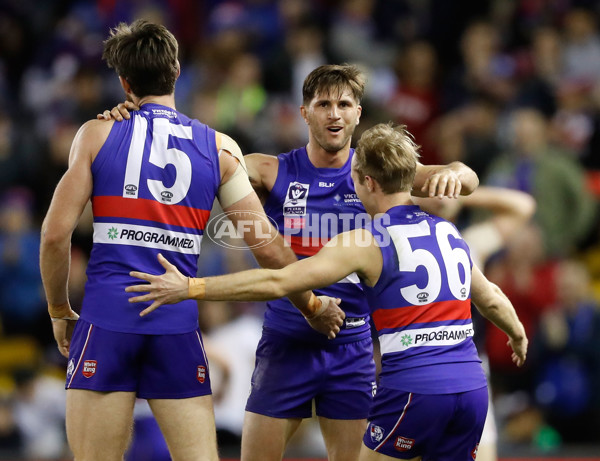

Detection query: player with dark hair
xmin=103 ymin=63 xmax=479 ymax=461
xmin=40 ymin=20 xmax=343 ymax=461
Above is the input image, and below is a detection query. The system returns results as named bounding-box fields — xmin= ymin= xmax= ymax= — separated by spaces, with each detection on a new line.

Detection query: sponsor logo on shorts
xmin=197 ymin=365 xmax=206 ymax=383
xmin=394 ymin=436 xmax=415 ymax=452
xmin=370 ymin=424 xmax=384 ymax=443
xmin=472 ymin=443 xmax=479 ymax=459
xmin=371 ymin=381 xmax=377 ymax=397
xmin=82 ymin=360 xmax=97 ymax=378
xmin=66 ymin=359 xmax=75 ymax=378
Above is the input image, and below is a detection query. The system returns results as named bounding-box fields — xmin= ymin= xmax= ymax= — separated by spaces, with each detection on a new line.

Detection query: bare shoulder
xmin=72 ymin=119 xmax=115 ymax=163
xmin=245 ymin=153 xmax=279 ymax=193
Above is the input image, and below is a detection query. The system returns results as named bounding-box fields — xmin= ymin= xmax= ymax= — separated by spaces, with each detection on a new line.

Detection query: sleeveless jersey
xmin=262 ymin=147 xmax=371 ymax=344
xmin=82 ymin=103 xmax=220 ymax=334
xmin=365 ymin=205 xmax=487 ymax=393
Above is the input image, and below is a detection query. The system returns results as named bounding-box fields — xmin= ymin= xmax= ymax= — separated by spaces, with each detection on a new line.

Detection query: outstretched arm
xmin=413 ymin=161 xmax=479 ymax=199
xmin=127 ymin=229 xmax=382 ymax=311
xmin=217 ymin=144 xmax=344 ymax=336
xmin=470 ymin=264 xmax=528 ymax=367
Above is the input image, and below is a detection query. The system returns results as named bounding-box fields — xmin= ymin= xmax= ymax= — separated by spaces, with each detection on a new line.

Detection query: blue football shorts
xmin=66 ymin=318 xmax=212 ymax=399
xmin=363 ymin=386 xmax=488 ymax=460
xmin=246 ymin=328 xmax=376 ymax=419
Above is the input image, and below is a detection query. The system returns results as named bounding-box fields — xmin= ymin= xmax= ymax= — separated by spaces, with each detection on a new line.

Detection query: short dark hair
xmin=302 ymin=64 xmax=366 ymax=105
xmin=354 ymin=123 xmax=420 ymax=194
xmin=102 ymin=20 xmax=179 ymax=98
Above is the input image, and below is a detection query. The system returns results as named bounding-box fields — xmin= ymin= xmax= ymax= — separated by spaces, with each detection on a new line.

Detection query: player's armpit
xmin=244 ymin=153 xmax=279 ymax=200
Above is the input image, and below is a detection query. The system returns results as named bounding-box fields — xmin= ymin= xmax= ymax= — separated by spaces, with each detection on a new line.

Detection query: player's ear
xmin=119 ymin=76 xmax=132 ymax=95
xmin=356 ymin=104 xmax=362 ymax=125
xmin=300 ymin=106 xmax=309 ymax=125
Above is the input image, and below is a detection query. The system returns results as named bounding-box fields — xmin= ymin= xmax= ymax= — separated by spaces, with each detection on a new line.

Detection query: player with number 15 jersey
xmin=83 ymin=104 xmax=219 ymax=335
xmin=40 ymin=21 xmax=346 ymax=461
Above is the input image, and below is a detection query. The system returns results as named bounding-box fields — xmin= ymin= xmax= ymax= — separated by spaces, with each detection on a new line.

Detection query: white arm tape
xmin=217 ymin=132 xmax=247 ymax=172
xmin=217 ymin=164 xmax=255 ymax=208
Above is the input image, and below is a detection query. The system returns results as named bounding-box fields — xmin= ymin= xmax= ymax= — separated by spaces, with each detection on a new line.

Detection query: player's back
xmin=366 ymin=205 xmax=487 ymax=394
xmin=82 ymin=103 xmax=220 ymax=334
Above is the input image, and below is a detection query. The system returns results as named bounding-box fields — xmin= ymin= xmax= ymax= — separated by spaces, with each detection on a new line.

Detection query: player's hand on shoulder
xmin=97 ymin=100 xmax=138 ymax=121
xmin=305 ymin=296 xmax=345 ymax=340
xmin=126 ymin=253 xmax=189 ymax=316
xmin=421 ymin=168 xmax=463 ymax=199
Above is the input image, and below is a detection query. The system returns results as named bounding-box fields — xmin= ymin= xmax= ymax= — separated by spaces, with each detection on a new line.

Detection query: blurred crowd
xmin=0 ymin=0 xmax=600 ymax=458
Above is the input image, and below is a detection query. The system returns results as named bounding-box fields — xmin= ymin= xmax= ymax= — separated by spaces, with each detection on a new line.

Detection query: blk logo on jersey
xmin=283 ymin=182 xmax=310 ymax=216
xmin=82 ymin=360 xmax=97 ymax=378
xmin=197 ymin=365 xmax=206 ymax=383
xmin=394 ymin=436 xmax=415 ymax=451
xmin=370 ymin=424 xmax=384 ymax=443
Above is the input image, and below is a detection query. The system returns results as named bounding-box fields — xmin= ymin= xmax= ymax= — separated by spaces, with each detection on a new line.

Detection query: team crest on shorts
xmin=82 ymin=360 xmax=97 ymax=378
xmin=394 ymin=436 xmax=415 ymax=451
xmin=197 ymin=366 xmax=206 ymax=383
xmin=471 ymin=443 xmax=479 ymax=459
xmin=369 ymin=424 xmax=385 ymax=443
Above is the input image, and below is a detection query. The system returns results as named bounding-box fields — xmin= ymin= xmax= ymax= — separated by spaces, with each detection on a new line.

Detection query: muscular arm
xmin=244 ymin=153 xmax=279 ymax=203
xmin=202 ymin=229 xmax=382 ymax=301
xmin=40 ymin=119 xmax=112 ymax=356
xmin=471 ymin=264 xmax=528 ymax=366
xmin=413 ymin=161 xmax=479 ymax=198
xmin=459 ymin=186 xmax=536 ymax=238
xmin=216 ymin=144 xmax=344 ymax=332
xmin=40 ymin=120 xmax=110 ymax=304
xmin=127 ymin=229 xmax=382 ymax=307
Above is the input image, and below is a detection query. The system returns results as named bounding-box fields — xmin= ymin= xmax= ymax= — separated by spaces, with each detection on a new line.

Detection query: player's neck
xmin=373 ymin=193 xmax=414 ymax=215
xmin=306 ymin=142 xmax=350 ymax=169
xmin=136 ymin=94 xmax=176 ymax=110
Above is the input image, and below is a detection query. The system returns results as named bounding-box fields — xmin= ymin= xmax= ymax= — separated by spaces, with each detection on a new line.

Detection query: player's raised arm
xmin=413 ymin=161 xmax=479 ymax=199
xmin=470 ymin=264 xmax=528 ymax=367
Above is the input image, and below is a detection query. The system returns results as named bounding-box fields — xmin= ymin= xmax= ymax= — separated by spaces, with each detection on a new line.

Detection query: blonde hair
xmin=354 ymin=123 xmax=420 ymax=194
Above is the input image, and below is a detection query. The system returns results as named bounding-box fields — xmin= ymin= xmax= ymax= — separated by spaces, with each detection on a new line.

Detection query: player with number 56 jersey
xmin=125 ymin=122 xmax=528 ymax=461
